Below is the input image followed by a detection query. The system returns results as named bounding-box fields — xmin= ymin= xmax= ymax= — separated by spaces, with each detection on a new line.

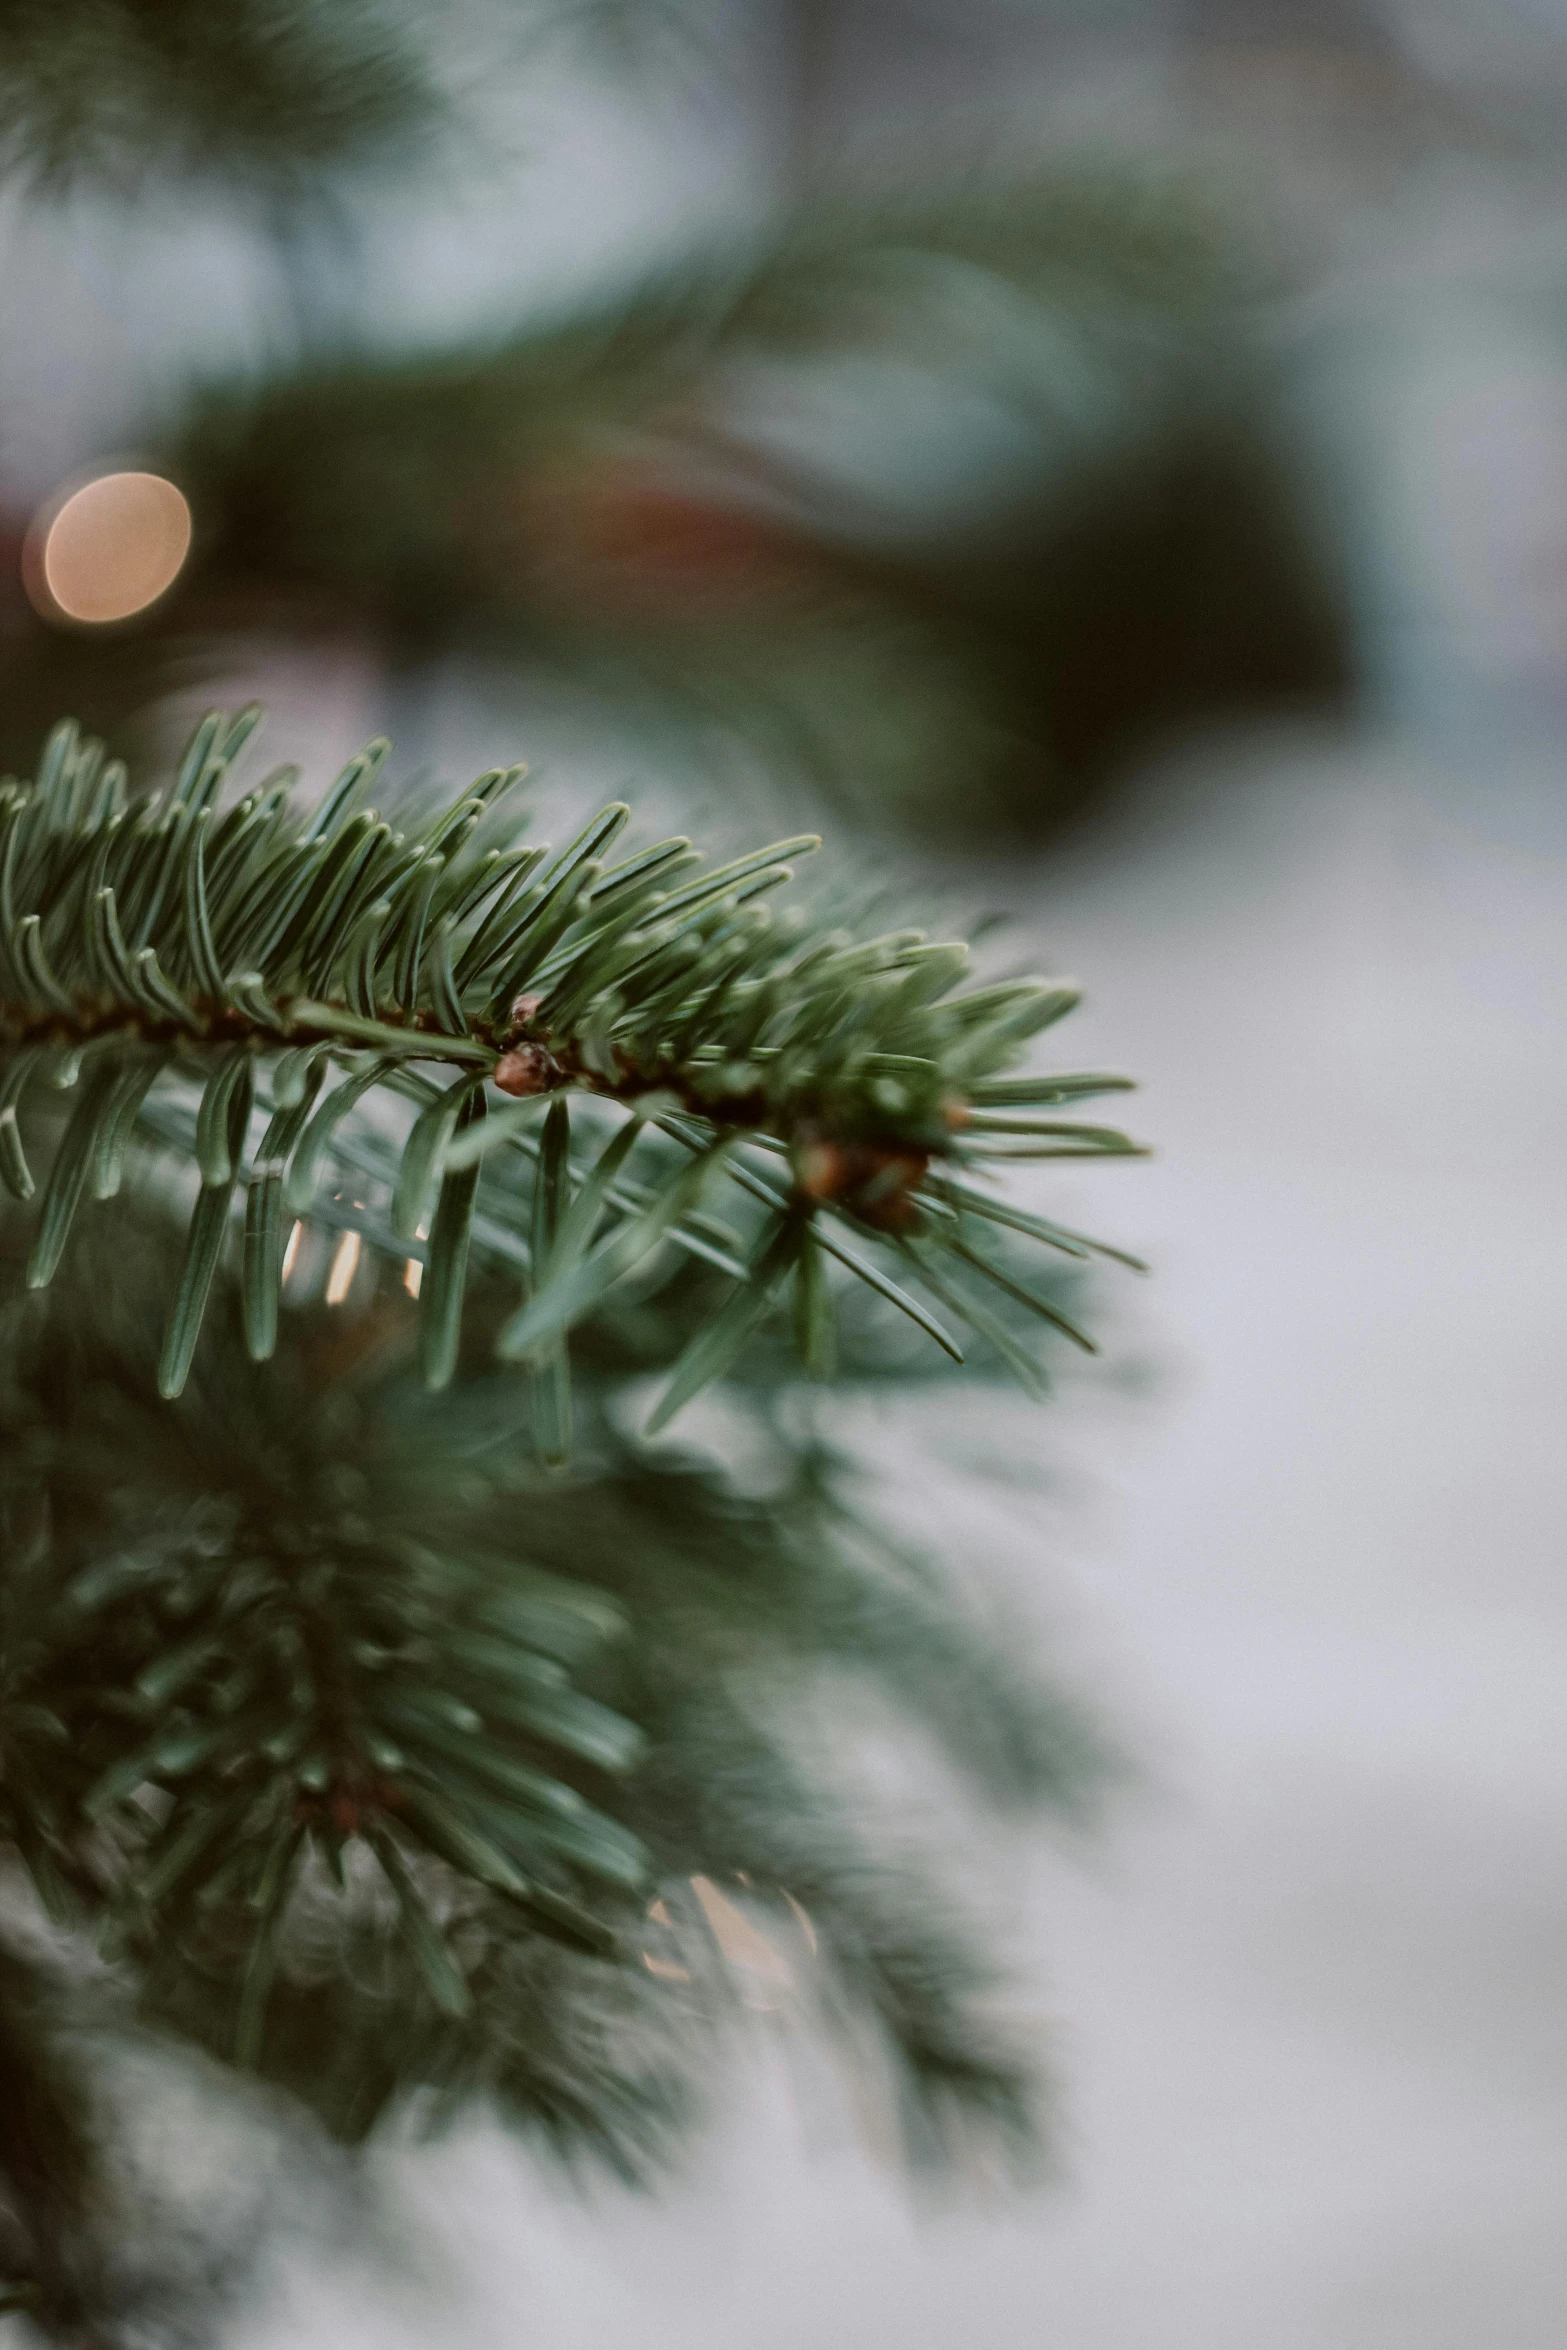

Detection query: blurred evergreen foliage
xmin=0 ymin=170 xmax=1350 ymax=828
xmin=0 ymin=0 xmax=443 ymax=201
xmin=0 ymin=1167 xmax=1117 ymax=2334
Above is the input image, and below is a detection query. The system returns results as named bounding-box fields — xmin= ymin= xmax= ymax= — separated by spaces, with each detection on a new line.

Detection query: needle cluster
xmin=0 ymin=711 xmax=1142 ymax=1445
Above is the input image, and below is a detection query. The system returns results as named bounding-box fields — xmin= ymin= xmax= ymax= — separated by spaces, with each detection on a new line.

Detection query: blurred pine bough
xmin=0 ymin=169 xmax=1350 ymax=829
xmin=0 ymin=0 xmax=680 ymax=202
xmin=0 ymin=1139 xmax=1121 ymax=2338
xmin=0 ymin=0 xmax=441 ymax=199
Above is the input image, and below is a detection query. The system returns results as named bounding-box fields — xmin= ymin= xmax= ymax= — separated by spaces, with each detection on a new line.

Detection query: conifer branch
xmin=0 ymin=1217 xmax=1115 ymax=2174
xmin=0 ymin=711 xmax=1143 ymax=1436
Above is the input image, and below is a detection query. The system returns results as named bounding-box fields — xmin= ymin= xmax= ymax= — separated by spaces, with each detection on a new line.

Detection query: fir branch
xmin=0 ymin=712 xmax=1143 ymax=1437
xmin=0 ymin=1215 xmax=1117 ymax=2175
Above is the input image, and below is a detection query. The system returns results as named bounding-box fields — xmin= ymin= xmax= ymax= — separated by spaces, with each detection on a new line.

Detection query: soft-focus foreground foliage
xmin=0 ymin=168 xmax=1347 ymax=826
xmin=0 ymin=712 xmax=1137 ymax=2339
xmin=0 ymin=0 xmax=668 ymax=203
xmin=0 ymin=0 xmax=440 ymax=199
xmin=159 ymin=171 xmax=1344 ymax=832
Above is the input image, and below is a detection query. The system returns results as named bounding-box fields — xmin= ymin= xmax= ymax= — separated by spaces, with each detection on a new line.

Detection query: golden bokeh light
xmin=324 ymin=1230 xmax=362 ymax=1307
xmin=27 ymin=470 xmax=192 ymax=625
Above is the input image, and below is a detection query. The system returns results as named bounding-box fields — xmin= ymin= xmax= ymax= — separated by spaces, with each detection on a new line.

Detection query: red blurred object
xmin=516 ymin=453 xmax=829 ymax=616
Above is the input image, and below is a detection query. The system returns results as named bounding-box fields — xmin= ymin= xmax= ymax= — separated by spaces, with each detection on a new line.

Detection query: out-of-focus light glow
xmin=643 ymin=1953 xmax=691 ymax=1982
xmin=690 ymin=1874 xmax=793 ymax=1993
xmin=325 ymin=1230 xmax=361 ymax=1306
xmin=783 ymin=1889 xmax=817 ymax=1954
xmin=403 ymin=1257 xmax=423 ymax=1298
xmin=643 ymin=1895 xmax=690 ymax=1981
xmin=281 ymin=1222 xmax=305 ymax=1285
xmin=28 ymin=471 xmax=191 ymax=624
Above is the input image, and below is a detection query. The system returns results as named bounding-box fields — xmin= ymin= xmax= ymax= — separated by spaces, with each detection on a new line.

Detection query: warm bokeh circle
xmin=25 ymin=469 xmax=192 ymax=625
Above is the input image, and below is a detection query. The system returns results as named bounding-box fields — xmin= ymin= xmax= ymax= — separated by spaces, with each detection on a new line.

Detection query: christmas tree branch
xmin=0 ymin=710 xmax=1143 ymax=1430
xmin=0 ymin=1216 xmax=1115 ymax=2163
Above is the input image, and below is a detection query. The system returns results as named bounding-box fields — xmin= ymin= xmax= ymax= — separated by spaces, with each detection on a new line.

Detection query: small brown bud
xmin=795 ymin=1140 xmax=843 ymax=1202
xmin=507 ymin=992 xmax=544 ymax=1034
xmin=793 ymin=1137 xmax=929 ymax=1230
xmin=854 ymin=1151 xmax=929 ymax=1231
xmin=494 ymin=1043 xmax=558 ymax=1098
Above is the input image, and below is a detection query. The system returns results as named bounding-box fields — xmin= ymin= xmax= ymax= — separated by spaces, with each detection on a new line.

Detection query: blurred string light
xmin=404 ymin=1219 xmax=428 ymax=1297
xmin=641 ymin=1881 xmax=809 ymax=2001
xmin=690 ymin=1875 xmax=796 ymax=2008
xmin=24 ymin=470 xmax=191 ymax=625
xmin=782 ymin=1888 xmax=817 ymax=1954
xmin=324 ymin=1229 xmax=361 ymax=1307
xmin=643 ymin=1895 xmax=690 ymax=1983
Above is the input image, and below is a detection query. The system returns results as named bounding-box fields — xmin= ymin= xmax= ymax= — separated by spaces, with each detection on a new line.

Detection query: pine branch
xmin=0 ymin=712 xmax=1144 ymax=1439
xmin=0 ymin=1215 xmax=1115 ymax=2173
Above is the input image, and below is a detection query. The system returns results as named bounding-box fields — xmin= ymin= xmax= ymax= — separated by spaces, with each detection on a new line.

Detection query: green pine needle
xmin=0 ymin=711 xmax=1144 ymax=1429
